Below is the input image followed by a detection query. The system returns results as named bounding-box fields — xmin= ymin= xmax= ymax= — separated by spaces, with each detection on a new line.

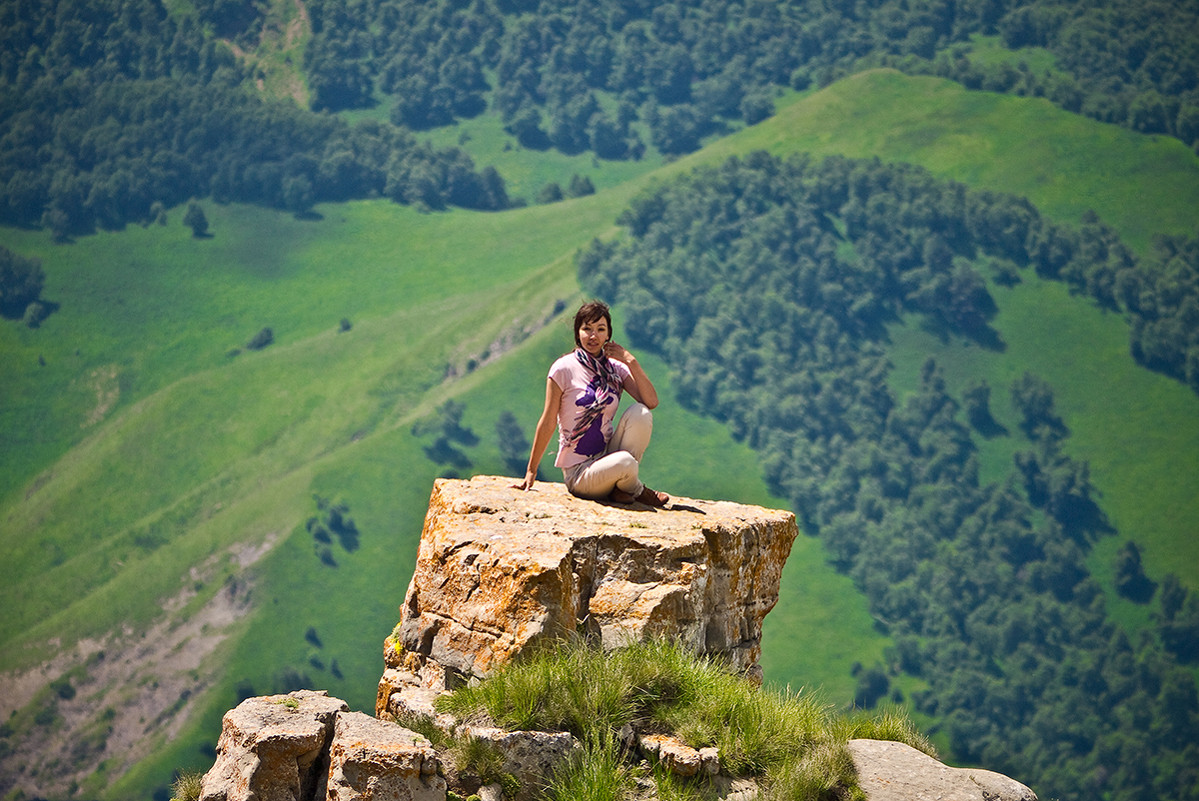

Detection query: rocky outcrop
xmin=198 ymin=692 xmax=444 ymax=801
xmin=848 ymin=739 xmax=1038 ymax=801
xmin=196 ymin=477 xmax=1039 ymax=801
xmin=199 ymin=691 xmax=348 ymax=801
xmin=380 ymin=475 xmax=798 ymax=702
xmin=326 ymin=712 xmax=445 ymax=801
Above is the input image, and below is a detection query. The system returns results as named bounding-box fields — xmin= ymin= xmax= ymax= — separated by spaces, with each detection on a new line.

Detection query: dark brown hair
xmin=573 ymin=301 xmax=612 ymax=348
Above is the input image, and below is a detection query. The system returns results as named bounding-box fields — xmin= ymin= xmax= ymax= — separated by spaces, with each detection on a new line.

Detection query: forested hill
xmin=581 ymin=151 xmax=1199 ymax=801
xmin=4 ymin=0 xmax=1199 ymax=391
xmin=3 ymin=0 xmax=1199 ymax=238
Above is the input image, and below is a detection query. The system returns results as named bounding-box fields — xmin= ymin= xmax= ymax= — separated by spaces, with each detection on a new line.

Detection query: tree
xmin=740 ymin=89 xmax=774 ymax=124
xmin=567 ymin=174 xmax=595 ymax=198
xmin=283 ymin=174 xmax=314 ymax=215
xmin=1159 ymin=574 xmax=1187 ymax=621
xmin=537 ymin=182 xmax=564 ymax=204
xmin=1010 ymin=372 xmax=1064 ymax=440
xmin=589 ymin=113 xmax=628 ymax=159
xmin=1113 ymin=541 xmax=1155 ymax=602
xmin=0 ymin=246 xmax=45 ymax=319
xmin=650 ymin=104 xmax=704 ymax=155
xmin=1160 ymin=593 xmax=1199 ymax=662
xmin=506 ymin=104 xmax=549 ymax=150
xmin=853 ymin=663 xmax=891 ymax=708
xmin=184 ymin=201 xmax=209 ymax=237
xmin=962 ymin=379 xmax=1004 ymax=436
xmin=246 ymin=327 xmax=273 ymax=350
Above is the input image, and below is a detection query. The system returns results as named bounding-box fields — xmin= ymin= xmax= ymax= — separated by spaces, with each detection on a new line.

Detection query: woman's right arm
xmin=518 ymin=377 xmax=563 ymax=490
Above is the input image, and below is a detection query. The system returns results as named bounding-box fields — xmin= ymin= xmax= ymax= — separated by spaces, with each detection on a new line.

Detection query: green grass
xmin=434 ymin=637 xmax=932 ymax=801
xmin=421 ymin=108 xmax=670 ymax=204
xmin=714 ymin=69 xmax=1199 ymax=255
xmin=543 ymin=733 xmax=637 ymax=801
xmin=169 ymin=770 xmax=204 ymax=801
xmin=963 ymin=34 xmax=1061 ymax=75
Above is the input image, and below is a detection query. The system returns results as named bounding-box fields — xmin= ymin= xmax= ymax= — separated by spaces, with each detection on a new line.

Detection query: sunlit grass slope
xmin=725 ymin=68 xmax=1199 ymax=255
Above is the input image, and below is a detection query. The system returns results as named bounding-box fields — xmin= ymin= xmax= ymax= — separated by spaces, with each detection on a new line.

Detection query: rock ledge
xmin=381 ymin=475 xmax=798 ymax=698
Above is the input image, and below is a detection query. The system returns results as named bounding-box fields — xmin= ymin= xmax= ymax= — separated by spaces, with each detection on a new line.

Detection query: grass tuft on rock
xmin=435 ymin=638 xmax=934 ymax=800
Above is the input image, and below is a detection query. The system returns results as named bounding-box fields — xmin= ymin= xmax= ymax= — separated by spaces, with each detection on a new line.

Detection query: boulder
xmin=449 ymin=724 xmax=577 ymax=801
xmin=325 ymin=711 xmax=444 ymax=801
xmin=199 ymin=690 xmax=348 ymax=801
xmin=638 ymin=733 xmax=706 ymax=777
xmin=385 ymin=475 xmax=798 ymax=695
xmin=848 ymin=739 xmax=1038 ymax=801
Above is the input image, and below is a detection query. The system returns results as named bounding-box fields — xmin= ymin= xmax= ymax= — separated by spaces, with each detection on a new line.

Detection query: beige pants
xmin=563 ymin=403 xmax=653 ymax=500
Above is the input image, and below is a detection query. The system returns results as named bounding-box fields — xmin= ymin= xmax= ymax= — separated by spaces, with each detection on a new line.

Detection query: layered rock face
xmin=380 ymin=475 xmax=798 ymax=702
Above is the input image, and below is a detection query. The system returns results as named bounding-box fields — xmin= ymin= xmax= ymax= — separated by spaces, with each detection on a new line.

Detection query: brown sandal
xmin=636 ymin=486 xmax=670 ymax=508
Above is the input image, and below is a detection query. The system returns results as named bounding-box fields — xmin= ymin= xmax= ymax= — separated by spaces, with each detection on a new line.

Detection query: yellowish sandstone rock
xmin=383 ymin=475 xmax=798 ymax=700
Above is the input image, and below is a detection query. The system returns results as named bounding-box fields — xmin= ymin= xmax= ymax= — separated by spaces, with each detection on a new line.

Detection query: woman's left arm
xmin=605 ymin=341 xmax=659 ymax=410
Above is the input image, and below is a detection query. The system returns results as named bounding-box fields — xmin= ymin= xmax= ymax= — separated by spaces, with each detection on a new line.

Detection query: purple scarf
xmin=564 ymin=347 xmax=623 ymax=448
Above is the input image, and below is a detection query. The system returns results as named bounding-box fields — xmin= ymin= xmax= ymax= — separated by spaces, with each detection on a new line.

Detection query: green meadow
xmin=2 ymin=69 xmax=1198 ymax=798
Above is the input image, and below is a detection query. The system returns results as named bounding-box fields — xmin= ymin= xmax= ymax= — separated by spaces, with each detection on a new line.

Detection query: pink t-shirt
xmin=549 ymin=352 xmax=631 ymax=468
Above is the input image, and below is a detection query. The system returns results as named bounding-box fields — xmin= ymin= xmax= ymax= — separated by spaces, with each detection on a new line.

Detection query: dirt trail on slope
xmin=0 ymin=536 xmax=276 ymax=799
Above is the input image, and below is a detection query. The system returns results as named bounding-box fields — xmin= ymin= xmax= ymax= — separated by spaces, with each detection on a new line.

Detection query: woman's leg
xmin=566 ymin=404 xmax=662 ymax=502
xmin=608 ymin=403 xmax=653 ymax=460
xmin=567 ymin=450 xmax=642 ymax=500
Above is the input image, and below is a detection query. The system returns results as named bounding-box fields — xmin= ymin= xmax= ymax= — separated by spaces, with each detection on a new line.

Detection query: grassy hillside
xmin=733 ymin=69 xmax=1199 ymax=255
xmin=2 ymin=69 xmax=1197 ymax=799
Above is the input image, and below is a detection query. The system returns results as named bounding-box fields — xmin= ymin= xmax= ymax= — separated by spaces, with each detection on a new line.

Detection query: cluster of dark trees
xmin=1130 ymin=234 xmax=1199 ymax=392
xmin=992 ymin=0 xmax=1199 ymax=145
xmin=579 ymin=151 xmax=1199 ymax=801
xmin=301 ymin=0 xmax=1199 ymax=160
xmin=4 ymin=0 xmax=1196 ymax=237
xmin=306 ymin=494 xmax=359 ymax=568
xmin=0 ymin=0 xmax=507 ymax=238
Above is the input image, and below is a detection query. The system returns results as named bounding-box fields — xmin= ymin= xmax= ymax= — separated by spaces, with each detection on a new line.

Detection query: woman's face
xmin=577 ymin=317 xmax=610 ymax=356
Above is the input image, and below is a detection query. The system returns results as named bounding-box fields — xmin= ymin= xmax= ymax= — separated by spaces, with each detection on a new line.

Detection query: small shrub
xmin=170 ymin=770 xmax=204 ymax=801
xmin=34 ymin=701 xmax=59 ymax=727
xmin=391 ymin=711 xmax=450 ymax=749
xmin=50 ymin=677 xmax=76 ymax=700
xmin=652 ymin=763 xmax=705 ymax=801
xmin=23 ymin=300 xmax=49 ymax=328
xmin=246 ymin=327 xmax=274 ymax=350
xmin=450 ymin=734 xmax=506 ymax=784
xmin=841 ymin=705 xmax=935 ymax=758
xmin=304 ymin=627 xmax=322 ymax=648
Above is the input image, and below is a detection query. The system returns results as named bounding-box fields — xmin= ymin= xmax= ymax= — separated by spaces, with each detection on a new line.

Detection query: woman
xmin=517 ymin=301 xmax=670 ymax=507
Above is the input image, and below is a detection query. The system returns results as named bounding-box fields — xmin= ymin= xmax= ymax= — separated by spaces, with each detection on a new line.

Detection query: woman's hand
xmin=515 ymin=468 xmax=538 ymax=491
xmin=603 ymin=341 xmax=635 ymax=364
xmin=607 ymin=341 xmax=660 ymax=409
